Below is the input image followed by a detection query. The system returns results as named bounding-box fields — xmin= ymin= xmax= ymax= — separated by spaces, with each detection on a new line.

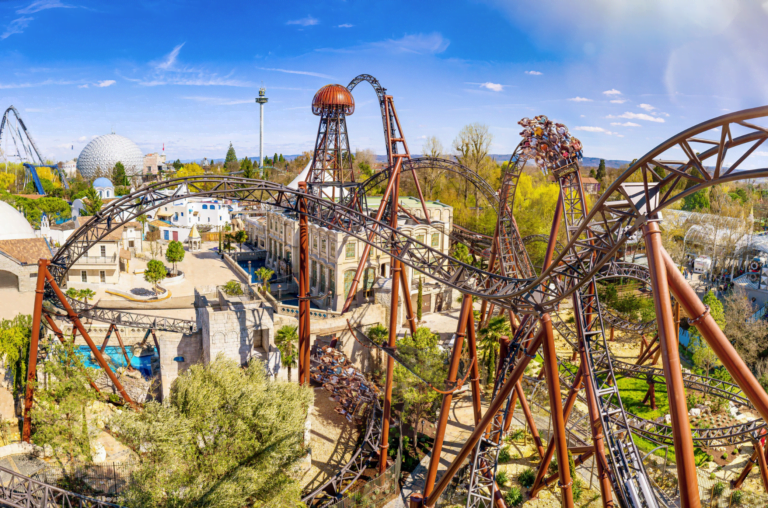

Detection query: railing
xmin=31 ymin=461 xmax=135 ymax=498
xmin=276 ymin=302 xmax=341 ymax=320
xmin=0 ymin=464 xmax=122 ymax=508
xmin=749 ymin=301 xmax=768 ymax=323
xmin=76 ymin=254 xmax=118 ymax=265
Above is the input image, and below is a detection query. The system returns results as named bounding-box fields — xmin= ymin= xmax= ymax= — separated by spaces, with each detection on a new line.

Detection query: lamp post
xmin=255 ymin=87 xmax=268 ymax=177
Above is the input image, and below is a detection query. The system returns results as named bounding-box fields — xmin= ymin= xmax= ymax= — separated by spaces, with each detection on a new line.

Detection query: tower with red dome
xmin=306 ymin=84 xmax=357 ymax=201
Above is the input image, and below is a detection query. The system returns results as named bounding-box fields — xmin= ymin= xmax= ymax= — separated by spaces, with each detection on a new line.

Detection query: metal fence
xmin=31 ymin=461 xmax=135 ymax=498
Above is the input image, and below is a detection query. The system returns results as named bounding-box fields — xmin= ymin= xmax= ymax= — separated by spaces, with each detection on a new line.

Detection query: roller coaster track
xmin=301 ymin=399 xmax=383 ymax=507
xmin=0 ymin=464 xmax=121 ymax=507
xmin=32 ymin=106 xmax=768 ymax=508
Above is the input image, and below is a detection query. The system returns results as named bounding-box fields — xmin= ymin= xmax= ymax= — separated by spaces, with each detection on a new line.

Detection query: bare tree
xmin=723 ymin=287 xmax=768 ymax=368
xmin=420 ymin=136 xmax=446 ymax=200
xmin=453 ymin=123 xmax=493 ymax=210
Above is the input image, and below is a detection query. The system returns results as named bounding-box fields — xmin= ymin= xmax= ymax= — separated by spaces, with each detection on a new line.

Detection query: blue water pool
xmin=281 ymin=298 xmax=321 ymax=309
xmin=76 ymin=346 xmax=155 ymax=379
xmin=237 ymin=258 xmax=267 ymax=283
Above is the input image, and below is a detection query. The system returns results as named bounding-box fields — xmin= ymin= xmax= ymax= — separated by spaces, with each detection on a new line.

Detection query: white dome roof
xmin=76 ymin=134 xmax=144 ymax=179
xmin=0 ymin=201 xmax=36 ymax=240
xmin=93 ymin=177 xmax=114 ymax=188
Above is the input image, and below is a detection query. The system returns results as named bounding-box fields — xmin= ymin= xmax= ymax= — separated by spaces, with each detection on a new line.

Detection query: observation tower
xmin=306 ymin=84 xmax=356 ymax=201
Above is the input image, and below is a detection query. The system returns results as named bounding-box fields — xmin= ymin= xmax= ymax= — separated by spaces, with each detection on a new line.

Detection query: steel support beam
xmin=644 ymin=220 xmax=700 ymax=508
xmin=423 ymin=294 xmax=472 ymax=498
xmin=298 ymin=181 xmax=311 ymax=385
xmin=22 ymin=259 xmax=48 ymax=443
xmin=424 ymin=325 xmax=546 ymax=507
xmin=663 ymin=247 xmax=768 ymax=427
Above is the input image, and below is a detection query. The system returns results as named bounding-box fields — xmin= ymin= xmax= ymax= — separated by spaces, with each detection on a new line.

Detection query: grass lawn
xmin=615 ymin=376 xmax=669 ymax=421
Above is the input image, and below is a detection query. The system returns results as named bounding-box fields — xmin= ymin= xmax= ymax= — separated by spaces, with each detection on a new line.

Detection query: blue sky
xmin=3 ymin=0 xmax=768 ymax=163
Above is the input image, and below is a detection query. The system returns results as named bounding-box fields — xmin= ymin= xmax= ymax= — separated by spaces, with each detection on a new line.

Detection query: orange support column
xmin=22 ymin=259 xmax=49 ymax=443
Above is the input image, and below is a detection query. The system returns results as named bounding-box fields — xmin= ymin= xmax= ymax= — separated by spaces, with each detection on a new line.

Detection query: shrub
xmin=518 ymin=467 xmax=536 ymax=488
xmin=498 ymin=445 xmax=512 ymax=463
xmin=572 ymin=478 xmax=584 ymax=502
xmin=503 ymin=486 xmax=523 ymax=507
xmin=495 ymin=470 xmax=508 ymax=487
xmin=713 ymin=481 xmax=725 ymax=498
xmin=508 ymin=428 xmax=525 ymax=441
xmin=731 ymin=489 xmax=744 ymax=505
xmin=222 ymin=280 xmax=243 ymax=296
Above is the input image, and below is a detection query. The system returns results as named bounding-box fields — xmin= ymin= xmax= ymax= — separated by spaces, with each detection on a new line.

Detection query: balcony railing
xmin=75 ymin=254 xmax=117 ymax=265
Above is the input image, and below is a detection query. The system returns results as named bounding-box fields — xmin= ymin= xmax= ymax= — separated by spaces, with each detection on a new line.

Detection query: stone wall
xmin=199 ymin=298 xmax=274 ymax=367
xmin=0 ymin=254 xmax=36 ymax=292
xmin=157 ymin=332 xmax=203 ymax=400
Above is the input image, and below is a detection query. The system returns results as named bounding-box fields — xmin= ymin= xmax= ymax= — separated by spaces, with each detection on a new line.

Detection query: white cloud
xmin=610 ymin=121 xmax=641 ymax=127
xmin=480 ymin=82 xmax=503 ymax=92
xmin=638 ymin=103 xmax=655 ymax=111
xmin=580 ymin=114 xmax=585 ymax=117
xmin=607 ymin=112 xmax=665 ymax=123
xmin=610 ymin=99 xmax=627 ymax=104
xmin=287 ymin=16 xmax=318 ymax=26
xmin=77 ymin=136 xmax=87 ymax=142
xmin=95 ymin=80 xmax=115 ymax=87
xmin=568 ymin=97 xmax=592 ymax=102
xmin=603 ymin=89 xmax=622 ymax=95
xmin=1 ymin=17 xmax=32 ymax=39
xmin=155 ymin=43 xmax=185 ymax=71
xmin=78 ymin=84 xmax=88 ymax=88
xmin=575 ymin=126 xmax=615 ymax=135
xmin=755 ymin=151 xmax=768 ymax=156
xmin=183 ymin=96 xmax=253 ymax=106
xmin=376 ymin=33 xmax=449 ymax=54
xmin=17 ymin=0 xmax=73 ymax=14
xmin=258 ymin=67 xmax=335 ymax=79
xmin=525 ymin=70 xmax=543 ymax=75
xmin=338 ymin=23 xmax=353 ymax=28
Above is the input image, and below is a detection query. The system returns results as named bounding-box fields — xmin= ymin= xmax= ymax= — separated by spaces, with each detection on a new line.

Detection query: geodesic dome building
xmin=76 ymin=134 xmax=144 ymax=179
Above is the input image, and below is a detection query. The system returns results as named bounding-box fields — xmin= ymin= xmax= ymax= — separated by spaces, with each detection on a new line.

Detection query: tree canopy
xmin=112 ymin=357 xmax=312 ymax=508
xmin=225 ymin=143 xmax=238 ymax=165
xmin=165 ymin=241 xmax=185 ymax=275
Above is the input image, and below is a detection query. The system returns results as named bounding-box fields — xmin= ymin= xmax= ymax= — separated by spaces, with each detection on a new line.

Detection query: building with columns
xmin=245 ymin=196 xmax=456 ymax=315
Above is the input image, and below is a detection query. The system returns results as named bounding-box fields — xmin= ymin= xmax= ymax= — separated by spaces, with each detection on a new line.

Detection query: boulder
xmin=690 ymin=408 xmax=701 ymax=417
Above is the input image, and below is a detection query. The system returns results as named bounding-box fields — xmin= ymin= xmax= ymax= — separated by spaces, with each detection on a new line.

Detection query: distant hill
xmin=177 ymin=154 xmax=632 ymax=168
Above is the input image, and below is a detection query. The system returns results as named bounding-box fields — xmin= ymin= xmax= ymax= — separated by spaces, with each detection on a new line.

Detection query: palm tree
xmin=254 ymin=267 xmax=274 ymax=293
xmin=478 ymin=316 xmax=510 ymax=385
xmin=234 ymin=230 xmax=248 ymax=252
xmin=275 ymin=325 xmax=299 ymax=382
xmin=367 ymin=324 xmax=388 ymax=345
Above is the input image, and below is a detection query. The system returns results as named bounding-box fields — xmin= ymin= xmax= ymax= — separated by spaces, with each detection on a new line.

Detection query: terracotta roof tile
xmin=0 ymin=238 xmax=52 ymax=265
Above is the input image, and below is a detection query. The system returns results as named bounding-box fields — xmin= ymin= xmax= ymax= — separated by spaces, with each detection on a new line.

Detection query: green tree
xmin=234 ymin=230 xmax=248 ymax=252
xmin=165 ymin=240 xmax=185 ymax=276
xmin=683 ymin=189 xmax=710 ymax=211
xmin=278 ymin=154 xmax=285 ymax=163
xmin=83 ymin=187 xmax=103 ymax=215
xmin=113 ymin=161 xmax=128 ymax=186
xmin=112 ymin=357 xmax=312 ymax=508
xmin=596 ymin=159 xmax=606 ymax=181
xmin=32 ymin=341 xmax=100 ymax=465
xmin=172 ymin=159 xmax=183 ymax=170
xmin=254 ymin=267 xmax=274 ymax=293
xmin=416 ymin=277 xmax=423 ymax=322
xmin=144 ymin=259 xmax=167 ymax=296
xmin=225 ymin=142 xmax=238 ymax=165
xmin=393 ymin=327 xmax=445 ymax=444
xmin=241 ymin=157 xmax=254 ymax=178
xmin=79 ymin=288 xmax=96 ymax=306
xmin=273 ymin=153 xmax=278 ymax=166
xmin=479 ymin=316 xmax=510 ymax=385
xmin=275 ymin=325 xmax=299 ymax=382
xmin=367 ymin=324 xmax=388 ymax=344
xmin=0 ymin=315 xmax=31 ymax=398
xmin=703 ymin=290 xmax=725 ymax=329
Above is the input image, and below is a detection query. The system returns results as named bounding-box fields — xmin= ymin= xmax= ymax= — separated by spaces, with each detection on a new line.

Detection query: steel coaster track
xmin=465 ymin=316 xmax=542 ymax=508
xmin=0 ymin=463 xmax=122 ymax=508
xmin=301 ymin=398 xmax=383 ymax=507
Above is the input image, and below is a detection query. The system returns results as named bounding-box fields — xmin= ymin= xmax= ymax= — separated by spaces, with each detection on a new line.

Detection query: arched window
xmin=202 ymin=204 xmax=208 ymax=209
xmin=344 ymin=270 xmax=355 ymax=298
xmin=363 ymin=267 xmax=376 ymax=298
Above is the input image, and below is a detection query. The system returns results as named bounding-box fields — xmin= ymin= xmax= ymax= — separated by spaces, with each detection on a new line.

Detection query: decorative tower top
xmin=256 ymin=87 xmax=268 ymax=105
xmin=312 ymin=84 xmax=355 ymax=115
